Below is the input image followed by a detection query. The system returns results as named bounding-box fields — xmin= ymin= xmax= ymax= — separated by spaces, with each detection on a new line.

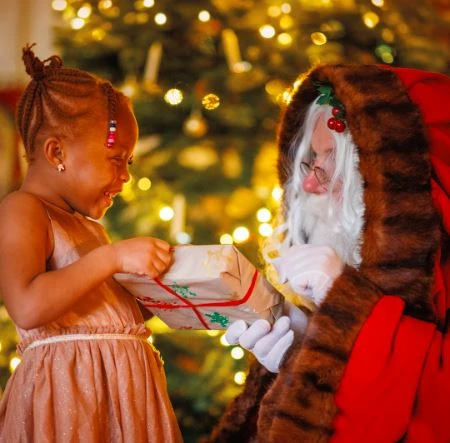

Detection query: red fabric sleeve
xmin=331 ymin=296 xmax=443 ymax=442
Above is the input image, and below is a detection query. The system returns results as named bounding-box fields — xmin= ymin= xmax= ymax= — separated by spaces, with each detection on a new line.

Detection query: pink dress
xmin=0 ymin=201 xmax=182 ymax=442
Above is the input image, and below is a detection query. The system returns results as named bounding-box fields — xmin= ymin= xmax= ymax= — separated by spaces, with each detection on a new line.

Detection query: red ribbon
xmin=145 ymin=271 xmax=259 ymax=329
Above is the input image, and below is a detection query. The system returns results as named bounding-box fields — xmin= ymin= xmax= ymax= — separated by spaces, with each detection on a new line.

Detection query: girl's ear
xmin=43 ymin=138 xmax=64 ymax=168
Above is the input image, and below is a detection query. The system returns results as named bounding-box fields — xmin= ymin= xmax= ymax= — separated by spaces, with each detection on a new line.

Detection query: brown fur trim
xmin=258 ymin=267 xmax=381 ymax=441
xmin=205 ymin=360 xmax=276 ymax=443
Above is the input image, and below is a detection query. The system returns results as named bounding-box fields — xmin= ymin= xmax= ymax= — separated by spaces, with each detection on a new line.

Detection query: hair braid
xmin=17 ymin=43 xmax=125 ymax=161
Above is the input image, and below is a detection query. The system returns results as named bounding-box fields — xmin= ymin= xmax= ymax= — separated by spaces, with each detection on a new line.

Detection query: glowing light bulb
xmin=281 ymin=3 xmax=292 ymax=13
xmin=175 ymin=232 xmax=192 ymax=244
xmin=154 ymin=12 xmax=167 ymax=25
xmin=159 ymin=206 xmax=174 ymax=221
xmin=220 ymin=234 xmax=233 ymax=245
xmin=198 ymin=10 xmax=210 ymax=22
xmin=164 ymin=88 xmax=183 ymax=105
xmin=363 ymin=11 xmax=380 ymax=28
xmin=52 ymin=0 xmax=67 ymax=11
xmin=234 ymin=371 xmax=247 ymax=385
xmin=371 ymin=0 xmax=384 ymax=6
xmin=143 ymin=0 xmax=155 ymax=7
xmin=9 ymin=357 xmax=21 ymax=373
xmin=267 ymin=5 xmax=281 ymax=17
xmin=137 ymin=177 xmax=152 ymax=191
xmin=231 ymin=347 xmax=245 ymax=359
xmin=78 ymin=4 xmax=92 ymax=18
xmin=259 ymin=25 xmax=276 ymax=39
xmin=257 ymin=208 xmax=272 ymax=223
xmin=232 ymin=226 xmax=250 ymax=243
xmin=99 ymin=0 xmax=112 ymax=9
xmin=272 ymin=186 xmax=283 ymax=201
xmin=70 ymin=17 xmax=85 ymax=29
xmin=277 ymin=32 xmax=293 ymax=46
xmin=259 ymin=223 xmax=273 ymax=237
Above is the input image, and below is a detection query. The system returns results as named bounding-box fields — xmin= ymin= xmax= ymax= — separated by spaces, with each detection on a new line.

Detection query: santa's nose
xmin=302 ymin=171 xmax=327 ymax=194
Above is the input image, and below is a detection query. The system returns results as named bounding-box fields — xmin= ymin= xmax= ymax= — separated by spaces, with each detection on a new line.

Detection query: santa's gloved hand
xmin=272 ymin=244 xmax=344 ymax=306
xmin=282 ymin=299 xmax=309 ymax=336
xmin=225 ymin=316 xmax=295 ymax=373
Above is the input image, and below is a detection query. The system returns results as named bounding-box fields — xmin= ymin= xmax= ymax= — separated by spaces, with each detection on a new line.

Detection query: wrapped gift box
xmin=114 ymin=244 xmax=284 ymax=330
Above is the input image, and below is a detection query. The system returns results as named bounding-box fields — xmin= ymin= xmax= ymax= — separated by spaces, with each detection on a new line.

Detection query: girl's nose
xmin=120 ymin=167 xmax=130 ymax=183
xmin=302 ymin=170 xmax=327 ymax=194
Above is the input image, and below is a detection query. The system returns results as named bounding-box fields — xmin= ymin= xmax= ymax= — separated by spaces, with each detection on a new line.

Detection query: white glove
xmin=225 ymin=301 xmax=308 ymax=373
xmin=225 ymin=316 xmax=293 ymax=373
xmin=272 ymin=244 xmax=344 ymax=306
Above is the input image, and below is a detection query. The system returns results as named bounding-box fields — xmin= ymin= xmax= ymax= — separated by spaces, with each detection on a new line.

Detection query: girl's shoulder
xmin=0 ymin=190 xmax=49 ymax=216
xmin=0 ymin=191 xmax=54 ymax=259
xmin=0 ymin=191 xmax=51 ymax=232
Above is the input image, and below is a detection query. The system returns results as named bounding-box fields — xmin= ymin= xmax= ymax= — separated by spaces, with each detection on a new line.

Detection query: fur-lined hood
xmin=278 ymin=64 xmax=448 ymax=322
xmin=208 ymin=65 xmax=450 ymax=442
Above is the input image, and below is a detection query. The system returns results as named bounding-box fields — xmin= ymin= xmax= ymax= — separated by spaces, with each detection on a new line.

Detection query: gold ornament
xmin=183 ymin=109 xmax=208 ymax=137
xmin=202 ymin=93 xmax=220 ymax=110
xmin=177 ymin=143 xmax=218 ymax=170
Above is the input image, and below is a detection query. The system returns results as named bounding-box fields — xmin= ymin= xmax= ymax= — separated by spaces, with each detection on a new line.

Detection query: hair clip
xmin=105 ymin=119 xmax=117 ymax=148
xmin=314 ymin=82 xmax=346 ymax=133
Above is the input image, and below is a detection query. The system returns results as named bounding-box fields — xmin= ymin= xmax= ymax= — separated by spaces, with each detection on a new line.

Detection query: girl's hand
xmin=112 ymin=237 xmax=172 ymax=278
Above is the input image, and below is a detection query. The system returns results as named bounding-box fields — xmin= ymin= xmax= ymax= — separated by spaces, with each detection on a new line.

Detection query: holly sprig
xmin=314 ymin=82 xmax=347 ymax=132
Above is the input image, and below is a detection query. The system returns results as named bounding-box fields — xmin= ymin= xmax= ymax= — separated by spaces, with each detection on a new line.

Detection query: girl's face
xmin=61 ymin=99 xmax=138 ymax=219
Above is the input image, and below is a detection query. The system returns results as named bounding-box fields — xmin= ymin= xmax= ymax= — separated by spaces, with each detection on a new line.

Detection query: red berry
xmin=334 ymin=120 xmax=346 ymax=133
xmin=332 ymin=107 xmax=341 ymax=117
xmin=327 ymin=117 xmax=337 ymax=130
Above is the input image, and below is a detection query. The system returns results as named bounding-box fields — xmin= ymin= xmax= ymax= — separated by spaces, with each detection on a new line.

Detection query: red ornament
xmin=332 ymin=107 xmax=341 ymax=117
xmin=327 ymin=117 xmax=337 ymax=130
xmin=334 ymin=120 xmax=346 ymax=133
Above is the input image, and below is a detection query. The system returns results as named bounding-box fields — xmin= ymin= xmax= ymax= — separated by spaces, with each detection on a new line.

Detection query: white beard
xmin=296 ymin=192 xmax=363 ymax=267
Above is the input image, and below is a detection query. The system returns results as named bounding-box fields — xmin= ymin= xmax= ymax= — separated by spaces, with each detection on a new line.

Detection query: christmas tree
xmin=0 ymin=0 xmax=449 ymax=440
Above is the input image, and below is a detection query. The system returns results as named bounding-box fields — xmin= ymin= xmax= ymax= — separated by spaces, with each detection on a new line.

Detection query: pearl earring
xmin=57 ymin=163 xmax=65 ymax=172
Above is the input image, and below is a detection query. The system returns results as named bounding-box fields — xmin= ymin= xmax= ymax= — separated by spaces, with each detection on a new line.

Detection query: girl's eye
xmin=127 ymin=158 xmax=134 ymax=166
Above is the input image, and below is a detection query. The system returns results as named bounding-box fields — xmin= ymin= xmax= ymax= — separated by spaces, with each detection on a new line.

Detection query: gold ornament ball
xmin=202 ymin=93 xmax=220 ymax=110
xmin=183 ymin=114 xmax=208 ymax=137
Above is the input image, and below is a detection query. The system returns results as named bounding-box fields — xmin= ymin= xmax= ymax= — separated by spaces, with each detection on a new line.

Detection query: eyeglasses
xmin=300 ymin=161 xmax=330 ymax=186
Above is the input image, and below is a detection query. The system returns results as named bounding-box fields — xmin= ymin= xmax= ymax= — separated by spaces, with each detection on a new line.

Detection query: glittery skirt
xmin=0 ymin=333 xmax=182 ymax=442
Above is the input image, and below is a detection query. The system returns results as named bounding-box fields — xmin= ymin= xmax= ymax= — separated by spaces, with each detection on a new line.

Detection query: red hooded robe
xmin=207 ymin=65 xmax=450 ymax=442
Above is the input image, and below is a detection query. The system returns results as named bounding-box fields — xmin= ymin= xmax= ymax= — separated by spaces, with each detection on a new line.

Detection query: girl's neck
xmin=21 ymin=172 xmax=75 ymax=214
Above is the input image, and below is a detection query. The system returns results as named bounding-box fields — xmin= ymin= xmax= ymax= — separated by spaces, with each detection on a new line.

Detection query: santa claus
xmin=208 ymin=64 xmax=450 ymax=442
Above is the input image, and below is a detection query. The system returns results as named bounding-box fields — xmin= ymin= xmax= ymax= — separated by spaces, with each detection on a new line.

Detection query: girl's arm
xmin=0 ymin=192 xmax=170 ymax=330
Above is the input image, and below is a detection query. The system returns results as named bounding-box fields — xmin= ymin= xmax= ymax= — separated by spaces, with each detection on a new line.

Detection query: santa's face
xmin=302 ymin=115 xmax=337 ymax=195
xmin=282 ymin=108 xmax=364 ymax=267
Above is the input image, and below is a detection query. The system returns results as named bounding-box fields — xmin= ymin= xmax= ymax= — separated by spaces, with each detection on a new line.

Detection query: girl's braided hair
xmin=17 ymin=43 xmax=125 ymax=161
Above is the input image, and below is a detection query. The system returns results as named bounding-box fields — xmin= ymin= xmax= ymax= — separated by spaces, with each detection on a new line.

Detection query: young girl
xmin=0 ymin=44 xmax=182 ymax=442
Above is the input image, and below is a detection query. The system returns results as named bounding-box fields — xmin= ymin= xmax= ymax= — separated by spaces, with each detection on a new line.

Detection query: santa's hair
xmin=272 ymin=99 xmax=365 ymax=266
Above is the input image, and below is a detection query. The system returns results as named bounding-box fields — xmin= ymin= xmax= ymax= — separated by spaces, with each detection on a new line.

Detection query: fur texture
xmin=207 ymin=64 xmax=441 ymax=442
